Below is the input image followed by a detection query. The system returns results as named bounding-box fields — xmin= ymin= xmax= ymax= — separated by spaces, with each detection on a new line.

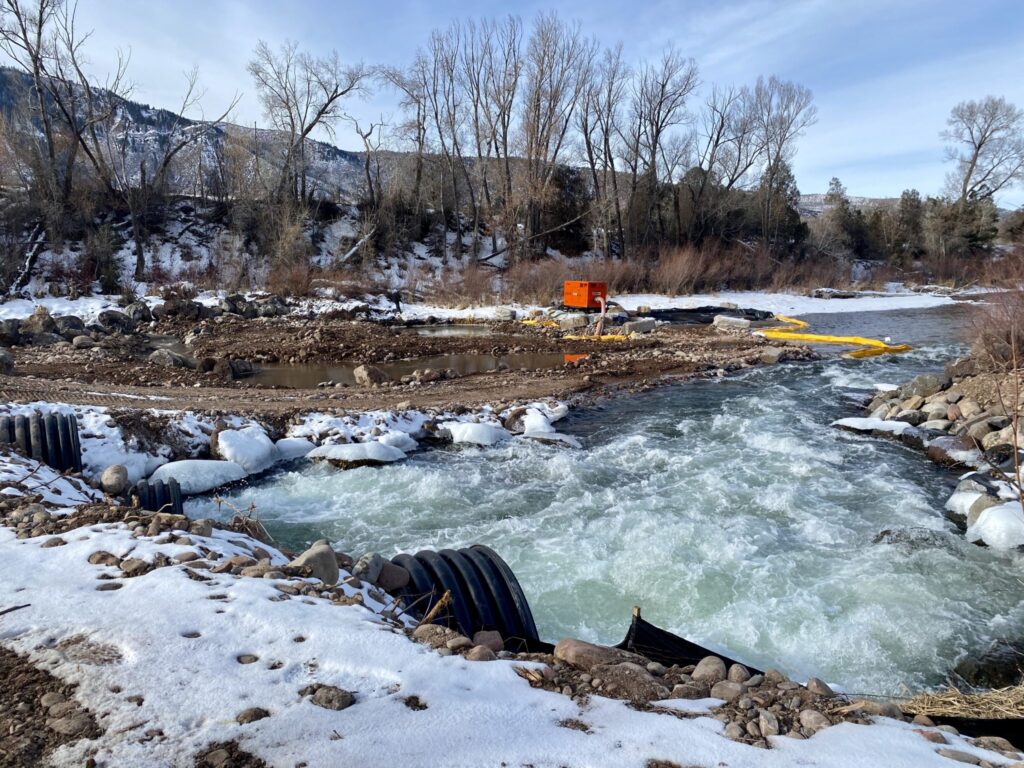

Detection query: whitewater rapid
xmin=188 ymin=303 xmax=1024 ymax=694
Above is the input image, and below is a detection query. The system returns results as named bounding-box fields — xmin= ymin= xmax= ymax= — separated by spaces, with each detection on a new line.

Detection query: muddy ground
xmin=2 ymin=314 xmax=815 ymax=419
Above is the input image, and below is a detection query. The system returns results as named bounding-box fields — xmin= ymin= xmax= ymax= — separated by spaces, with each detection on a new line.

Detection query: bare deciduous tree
xmin=943 ymin=95 xmax=1024 ymax=206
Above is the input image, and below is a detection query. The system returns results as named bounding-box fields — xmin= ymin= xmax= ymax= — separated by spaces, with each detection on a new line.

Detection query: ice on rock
xmin=442 ymin=422 xmax=511 ymax=446
xmin=519 ymin=408 xmax=582 ymax=448
xmin=967 ymin=503 xmax=1024 ymax=550
xmin=275 ymin=437 xmax=316 ymax=460
xmin=149 ymin=460 xmax=247 ymax=495
xmin=216 ymin=425 xmax=279 ymax=474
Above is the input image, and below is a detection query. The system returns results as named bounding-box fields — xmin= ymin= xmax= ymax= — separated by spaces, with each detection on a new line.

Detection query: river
xmin=188 ymin=301 xmax=1024 ymax=695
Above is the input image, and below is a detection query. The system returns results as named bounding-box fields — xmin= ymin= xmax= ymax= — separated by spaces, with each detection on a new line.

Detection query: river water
xmin=188 ymin=302 xmax=1024 ymax=695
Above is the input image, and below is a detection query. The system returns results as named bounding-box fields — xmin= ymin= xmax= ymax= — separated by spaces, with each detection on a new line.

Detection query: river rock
xmin=466 ymin=644 xmax=497 ymax=661
xmin=727 ymin=664 xmax=750 ymax=683
xmin=760 ymin=347 xmax=785 ymax=364
xmin=554 ymin=638 xmax=647 ymax=672
xmin=97 ymin=309 xmax=135 ymax=334
xmin=759 ymin=709 xmax=780 ymax=737
xmin=473 ymin=630 xmax=504 ymax=653
xmin=375 ymin=561 xmax=410 ymax=591
xmin=494 ymin=307 xmax=517 ymax=321
xmin=935 ymin=749 xmax=983 ymax=765
xmin=0 ymin=318 xmax=21 ymax=345
xmin=901 ymin=373 xmax=951 ymax=399
xmin=692 ymin=655 xmax=727 ymax=684
xmin=851 ymin=699 xmax=903 ymax=719
xmin=53 ymin=315 xmax=85 ymax=339
xmin=149 ymin=348 xmax=190 ymax=368
xmin=124 ymin=301 xmax=153 ymax=323
xmin=48 ymin=713 xmax=92 ymax=736
xmin=894 ymin=409 xmax=926 ymax=426
xmin=945 ymin=357 xmax=977 ymax=379
xmin=354 ymin=364 xmax=389 ymax=386
xmin=352 ymin=552 xmax=384 ymax=583
xmin=0 ymin=348 xmax=13 ymax=375
xmin=590 ymin=662 xmax=669 ymax=703
xmin=926 ymin=435 xmax=976 ymax=466
xmin=100 ymin=464 xmax=129 ymax=495
xmin=236 ymin=707 xmax=270 ymax=724
xmin=967 ymin=495 xmax=1003 ymax=527
xmin=21 ymin=306 xmax=57 ymax=336
xmin=311 ymin=685 xmax=355 ymax=710
xmin=709 ymin=680 xmax=744 ymax=702
xmin=799 ymin=709 xmax=831 ymax=732
xmin=71 ymin=335 xmax=95 ymax=349
xmin=287 ymin=540 xmax=339 ymax=585
xmin=958 ymin=399 xmax=983 ymax=419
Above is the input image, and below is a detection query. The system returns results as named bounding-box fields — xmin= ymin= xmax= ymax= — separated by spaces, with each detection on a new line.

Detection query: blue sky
xmin=70 ymin=0 xmax=1024 ymax=206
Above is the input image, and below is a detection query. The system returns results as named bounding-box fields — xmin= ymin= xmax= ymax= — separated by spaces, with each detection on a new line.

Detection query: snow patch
xmin=149 ymin=460 xmax=247 ymax=495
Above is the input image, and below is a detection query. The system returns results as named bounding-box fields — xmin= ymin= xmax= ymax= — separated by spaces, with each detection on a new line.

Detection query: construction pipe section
xmin=391 ymin=545 xmax=543 ymax=652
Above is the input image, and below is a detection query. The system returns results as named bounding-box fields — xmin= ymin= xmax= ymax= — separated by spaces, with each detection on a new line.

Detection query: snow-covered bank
xmin=0 ymin=500 xmax=1017 ymax=767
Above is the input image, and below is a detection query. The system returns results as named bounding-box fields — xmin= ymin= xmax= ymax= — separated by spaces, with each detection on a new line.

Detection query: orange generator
xmin=563 ymin=280 xmax=607 ymax=310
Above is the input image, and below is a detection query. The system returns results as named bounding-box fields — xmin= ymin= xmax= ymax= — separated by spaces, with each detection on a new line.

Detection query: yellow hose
xmin=563 ymin=333 xmax=629 ymax=342
xmin=758 ymin=315 xmax=912 ymax=359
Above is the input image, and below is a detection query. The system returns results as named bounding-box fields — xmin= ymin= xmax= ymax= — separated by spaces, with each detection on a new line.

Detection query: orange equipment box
xmin=563 ymin=281 xmax=607 ymax=310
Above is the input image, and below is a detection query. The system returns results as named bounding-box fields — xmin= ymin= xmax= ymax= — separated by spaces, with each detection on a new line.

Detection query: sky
xmin=58 ymin=0 xmax=1024 ymax=207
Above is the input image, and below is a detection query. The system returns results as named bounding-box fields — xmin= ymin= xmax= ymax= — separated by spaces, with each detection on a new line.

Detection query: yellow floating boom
xmin=758 ymin=314 xmax=912 ymax=359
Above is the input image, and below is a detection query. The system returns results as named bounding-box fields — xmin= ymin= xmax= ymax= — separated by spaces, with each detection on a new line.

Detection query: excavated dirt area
xmin=3 ymin=314 xmax=815 ymax=419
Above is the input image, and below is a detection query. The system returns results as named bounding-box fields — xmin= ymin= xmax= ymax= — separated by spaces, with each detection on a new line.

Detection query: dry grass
xmin=902 ymin=684 xmax=1024 ymax=720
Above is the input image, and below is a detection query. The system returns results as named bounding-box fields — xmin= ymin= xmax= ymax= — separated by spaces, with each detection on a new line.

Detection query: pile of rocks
xmin=0 ymin=304 xmax=152 ymax=358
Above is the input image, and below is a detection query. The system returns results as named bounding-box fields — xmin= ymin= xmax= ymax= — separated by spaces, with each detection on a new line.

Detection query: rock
xmin=212 ymin=358 xmax=255 ymax=380
xmin=798 ymin=709 xmax=831 ymax=732
xmin=311 ymin=685 xmax=355 ymax=711
xmin=353 ymin=364 xmax=389 ymax=386
xmin=895 ymin=409 xmax=926 ymax=426
xmin=48 ymin=713 xmax=92 ymax=736
xmin=494 ymin=307 xmax=517 ymax=321
xmin=759 ymin=709 xmax=780 ymax=737
xmin=926 ymin=435 xmax=977 ymax=466
xmin=189 ymin=518 xmax=214 ymax=538
xmin=287 ymin=541 xmax=339 ymax=586
xmin=915 ymin=729 xmax=947 ymax=744
xmin=40 ymin=692 xmax=66 ymax=707
xmin=764 ymin=668 xmax=788 ymax=684
xmin=411 ymin=623 xmax=457 ymax=649
xmin=0 ymin=318 xmax=21 ymax=346
xmin=945 ymin=357 xmax=978 ymax=379
xmin=709 ymin=680 xmax=744 ymax=703
xmin=352 ymin=552 xmax=384 ymax=584
xmin=97 ymin=309 xmax=135 ymax=334
xmin=972 ymin=736 xmax=1016 ymax=753
xmin=124 ymin=301 xmax=153 ymax=323
xmin=901 ymin=373 xmax=951 ymax=399
xmin=805 ymin=677 xmax=834 ymax=697
xmin=590 ymin=662 xmax=669 ymax=703
xmin=120 ymin=558 xmax=149 ymax=576
xmin=466 ymin=644 xmax=497 ymax=661
xmin=149 ymin=348 xmax=190 ymax=368
xmin=692 ymin=655 xmax=727 ymax=684
xmin=759 ymin=347 xmax=785 ymax=365
xmin=236 ymin=707 xmax=270 ymax=724
xmin=912 ymin=714 xmax=935 ymax=726
xmin=472 ymin=630 xmax=504 ymax=653
xmin=554 ymin=638 xmax=647 ymax=672
xmin=670 ymin=682 xmax=710 ymax=699
xmin=724 ymin=721 xmax=745 ymax=740
xmin=967 ymin=495 xmax=1003 ymax=527
xmin=903 ymin=395 xmax=925 ymax=411
xmin=727 ymin=664 xmax=751 ymax=683
xmin=375 ymin=561 xmax=410 ymax=591
xmin=308 ymin=442 xmax=406 ymax=468
xmin=958 ymin=399 xmax=983 ymax=419
xmin=954 ymin=640 xmax=1024 ymax=688
xmin=851 ymin=699 xmax=903 ymax=719
xmin=0 ymin=348 xmax=13 ymax=375
xmin=935 ymin=749 xmax=982 ymax=765
xmin=71 ymin=335 xmax=95 ymax=349
xmin=622 ymin=318 xmax=656 ymax=335
xmin=21 ymin=306 xmax=57 ymax=336
xmin=558 ymin=315 xmax=588 ymax=331
xmin=713 ymin=315 xmax=751 ymax=330
xmin=646 ymin=661 xmax=667 ymax=676
xmin=446 ymin=635 xmax=474 ymax=651
xmin=920 ymin=419 xmax=953 ymax=432
xmin=100 ymin=464 xmax=129 ymax=495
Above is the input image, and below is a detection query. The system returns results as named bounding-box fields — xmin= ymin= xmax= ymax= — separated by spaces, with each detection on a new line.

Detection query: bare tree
xmin=376 ymin=63 xmax=428 ymax=212
xmin=943 ymin=96 xmax=1024 ymax=206
xmin=753 ymin=75 xmax=816 ymax=246
xmin=519 ymin=12 xmax=594 ymax=255
xmin=247 ymin=39 xmax=365 ymax=203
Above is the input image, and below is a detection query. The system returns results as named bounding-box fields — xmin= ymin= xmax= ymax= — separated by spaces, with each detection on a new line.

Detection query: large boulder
xmin=0 ymin=349 xmax=13 ymax=375
xmin=254 ymin=295 xmax=289 ymax=317
xmin=215 ymin=425 xmax=279 ymax=474
xmin=553 ymin=638 xmax=647 ymax=672
xmin=691 ymin=655 xmax=728 ymax=684
xmin=149 ymin=348 xmax=190 ymax=368
xmin=54 ymin=315 xmax=85 ymax=340
xmin=287 ymin=540 xmax=339 ymax=585
xmin=353 ymin=364 xmax=389 ymax=386
xmin=900 ymin=373 xmax=951 ymax=399
xmin=124 ymin=301 xmax=153 ymax=323
xmin=219 ymin=294 xmax=257 ymax=318
xmin=0 ymin=318 xmax=21 ymax=346
xmin=21 ymin=306 xmax=57 ymax=336
xmin=97 ymin=309 xmax=135 ymax=334
xmin=100 ymin=464 xmax=129 ymax=495
xmin=212 ymin=358 xmax=255 ymax=380
xmin=590 ymin=662 xmax=670 ymax=703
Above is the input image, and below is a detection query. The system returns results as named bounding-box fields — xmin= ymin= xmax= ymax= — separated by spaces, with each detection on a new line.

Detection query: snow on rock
xmin=442 ymin=421 xmax=511 ymax=446
xmin=966 ymin=503 xmax=1024 ymax=550
xmin=945 ymin=490 xmax=985 ymax=519
xmin=149 ymin=460 xmax=246 ymax=495
xmin=275 ymin=437 xmax=315 ymax=461
xmin=519 ymin=408 xmax=583 ymax=448
xmin=216 ymin=425 xmax=279 ymax=474
xmin=831 ymin=417 xmax=915 ymax=437
xmin=378 ymin=430 xmax=419 ymax=453
xmin=308 ymin=442 xmax=407 ymax=467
